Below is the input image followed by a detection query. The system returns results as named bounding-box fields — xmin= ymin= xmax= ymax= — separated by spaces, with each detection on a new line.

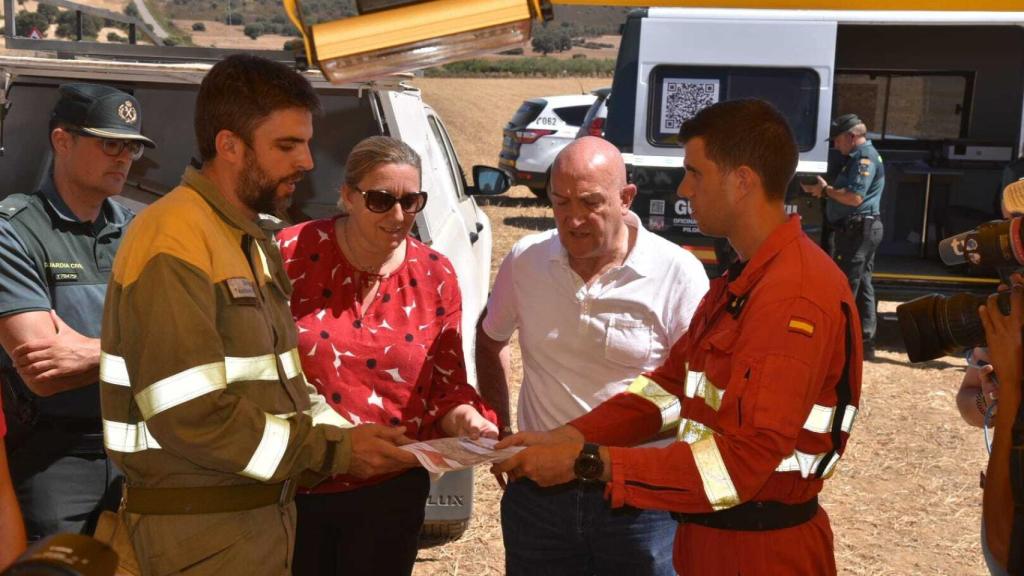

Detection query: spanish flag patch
xmin=788 ymin=317 xmax=815 ymax=337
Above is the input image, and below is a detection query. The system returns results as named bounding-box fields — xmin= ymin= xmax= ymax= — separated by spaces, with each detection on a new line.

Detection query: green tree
xmin=55 ymin=10 xmax=103 ymax=39
xmin=192 ymin=22 xmax=206 ymax=31
xmin=243 ymin=23 xmax=263 ymax=39
xmin=124 ymin=3 xmax=139 ymax=18
xmin=15 ymin=11 xmax=50 ymax=37
xmin=107 ymin=31 xmax=126 ymax=42
xmin=37 ymin=4 xmax=59 ymax=23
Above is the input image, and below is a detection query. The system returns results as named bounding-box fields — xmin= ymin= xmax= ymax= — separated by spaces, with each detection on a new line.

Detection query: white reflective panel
xmin=240 ymin=413 xmax=292 ymax=481
xmin=135 ymin=362 xmax=227 ymax=420
xmin=100 ymin=353 xmax=131 ymax=388
xmin=103 ymin=419 xmax=162 ymax=453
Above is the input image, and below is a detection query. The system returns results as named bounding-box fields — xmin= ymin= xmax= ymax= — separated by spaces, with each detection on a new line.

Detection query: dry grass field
xmin=412 ymin=77 xmax=989 ymax=575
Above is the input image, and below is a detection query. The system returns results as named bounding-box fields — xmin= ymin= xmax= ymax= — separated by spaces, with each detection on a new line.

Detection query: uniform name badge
xmin=226 ymin=277 xmax=258 ymax=300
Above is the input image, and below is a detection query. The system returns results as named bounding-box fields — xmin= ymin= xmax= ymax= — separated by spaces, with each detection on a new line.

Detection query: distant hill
xmin=552 ymin=5 xmax=631 ymax=36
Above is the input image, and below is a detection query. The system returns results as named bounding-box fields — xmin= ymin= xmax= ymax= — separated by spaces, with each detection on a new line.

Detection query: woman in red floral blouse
xmin=278 ymin=136 xmax=497 ymax=576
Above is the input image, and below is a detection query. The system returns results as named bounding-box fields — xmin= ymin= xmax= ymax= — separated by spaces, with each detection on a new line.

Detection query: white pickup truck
xmin=0 ymin=54 xmax=509 ymax=546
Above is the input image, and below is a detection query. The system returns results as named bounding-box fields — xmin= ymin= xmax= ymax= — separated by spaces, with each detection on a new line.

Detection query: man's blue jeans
xmin=501 ymin=478 xmax=677 ymax=576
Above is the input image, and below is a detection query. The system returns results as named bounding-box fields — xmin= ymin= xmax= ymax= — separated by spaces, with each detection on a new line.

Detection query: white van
xmin=608 ymin=8 xmax=1024 ymax=297
xmin=0 ymin=54 xmax=505 ymax=546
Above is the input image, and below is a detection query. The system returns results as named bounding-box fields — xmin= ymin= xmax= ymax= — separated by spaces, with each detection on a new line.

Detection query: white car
xmin=498 ymin=93 xmax=597 ymax=198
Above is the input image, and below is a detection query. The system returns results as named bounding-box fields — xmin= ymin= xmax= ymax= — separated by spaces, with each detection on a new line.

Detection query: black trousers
xmin=294 ymin=468 xmax=430 ymax=576
xmin=831 ymin=217 xmax=884 ymax=342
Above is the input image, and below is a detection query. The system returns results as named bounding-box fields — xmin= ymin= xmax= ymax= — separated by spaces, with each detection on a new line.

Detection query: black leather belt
xmin=672 ymin=497 xmax=819 ymax=531
xmin=833 ymin=214 xmax=879 ymax=230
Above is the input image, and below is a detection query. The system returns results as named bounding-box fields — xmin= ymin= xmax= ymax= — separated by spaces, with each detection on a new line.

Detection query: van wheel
xmin=418 ymin=519 xmax=470 ymax=549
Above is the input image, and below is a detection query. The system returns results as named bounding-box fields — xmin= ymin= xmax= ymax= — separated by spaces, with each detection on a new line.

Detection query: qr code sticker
xmin=649 ymin=199 xmax=666 ymax=215
xmin=660 ymin=78 xmax=721 ymax=134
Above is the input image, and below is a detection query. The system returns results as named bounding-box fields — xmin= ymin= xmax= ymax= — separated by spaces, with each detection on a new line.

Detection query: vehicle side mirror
xmin=469 ymin=166 xmax=510 ymax=196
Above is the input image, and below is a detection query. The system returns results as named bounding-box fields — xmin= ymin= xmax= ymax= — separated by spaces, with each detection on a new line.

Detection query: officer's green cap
xmin=828 ymin=113 xmax=862 ymax=140
xmin=52 ymin=83 xmax=156 ymax=148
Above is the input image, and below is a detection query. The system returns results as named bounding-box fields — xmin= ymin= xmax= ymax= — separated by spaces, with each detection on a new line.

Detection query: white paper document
xmin=400 ymin=437 xmax=524 ymax=474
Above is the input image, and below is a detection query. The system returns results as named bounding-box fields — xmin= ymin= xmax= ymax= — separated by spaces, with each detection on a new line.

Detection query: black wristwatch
xmin=574 ymin=443 xmax=604 ymax=482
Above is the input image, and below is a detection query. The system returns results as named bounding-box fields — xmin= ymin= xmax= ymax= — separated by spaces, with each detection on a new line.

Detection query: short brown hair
xmin=344 ymin=136 xmax=422 ymax=188
xmin=195 ymin=54 xmax=321 ymax=162
xmin=679 ymin=98 xmax=797 ymax=201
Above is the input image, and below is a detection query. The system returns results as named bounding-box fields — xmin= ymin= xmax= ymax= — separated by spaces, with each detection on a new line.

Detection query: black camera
xmin=897 ymin=216 xmax=1024 ymax=363
xmin=0 ymin=534 xmax=117 ymax=576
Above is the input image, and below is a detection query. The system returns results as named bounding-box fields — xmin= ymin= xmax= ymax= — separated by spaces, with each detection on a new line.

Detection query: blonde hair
xmin=337 ymin=136 xmax=422 ymax=214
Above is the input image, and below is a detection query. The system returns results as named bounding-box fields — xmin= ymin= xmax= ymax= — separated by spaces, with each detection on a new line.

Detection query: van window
xmin=834 ymin=71 xmax=970 ymax=142
xmin=648 ymin=66 xmax=820 ymax=151
xmin=553 ymin=105 xmax=592 ymax=128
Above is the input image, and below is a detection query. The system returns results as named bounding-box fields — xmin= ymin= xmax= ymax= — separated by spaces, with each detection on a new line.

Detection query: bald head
xmin=552 ymin=136 xmax=628 ymax=191
xmin=548 ymin=136 xmax=636 ymax=264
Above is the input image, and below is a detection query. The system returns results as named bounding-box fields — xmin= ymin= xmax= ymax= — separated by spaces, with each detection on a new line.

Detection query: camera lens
xmin=897 ymin=291 xmax=1010 ymax=363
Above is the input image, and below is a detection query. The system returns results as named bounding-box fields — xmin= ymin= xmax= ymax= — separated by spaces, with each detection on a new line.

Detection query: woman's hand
xmin=979 ymin=284 xmax=1024 ymax=407
xmin=441 ymin=404 xmax=499 ymax=440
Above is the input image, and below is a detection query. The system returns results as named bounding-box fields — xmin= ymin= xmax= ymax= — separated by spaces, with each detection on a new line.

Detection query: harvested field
xmin=412 ymin=78 xmax=989 ymax=575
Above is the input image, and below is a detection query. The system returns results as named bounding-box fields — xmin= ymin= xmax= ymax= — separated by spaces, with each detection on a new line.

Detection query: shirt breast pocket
xmin=603 ymin=316 xmax=653 ymax=368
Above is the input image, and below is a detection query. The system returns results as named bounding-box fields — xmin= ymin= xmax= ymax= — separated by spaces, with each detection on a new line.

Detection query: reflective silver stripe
xmin=278 ymin=349 xmax=303 ymax=380
xmin=775 ymin=450 xmax=842 ymax=478
xmin=99 ymin=353 xmax=130 ymax=387
xmin=691 ymin=436 xmax=740 ymax=511
xmin=240 ymin=414 xmax=291 ymax=481
xmin=136 ymin=362 xmax=227 ymax=420
xmin=225 ymin=354 xmax=279 ymax=383
xmin=277 ymin=407 xmax=353 ymax=428
xmin=684 ymin=371 xmax=724 ymax=411
xmin=802 ymin=404 xmax=858 ymax=434
xmin=626 ymin=375 xmax=681 ymax=433
xmin=103 ymin=419 xmax=162 ymax=453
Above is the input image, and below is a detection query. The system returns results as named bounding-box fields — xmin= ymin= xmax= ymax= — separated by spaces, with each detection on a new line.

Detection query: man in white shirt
xmin=477 ymin=136 xmax=708 ymax=576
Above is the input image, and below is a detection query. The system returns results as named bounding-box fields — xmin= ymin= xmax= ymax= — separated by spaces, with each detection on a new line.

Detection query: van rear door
xmin=609 ymin=10 xmax=836 ymax=268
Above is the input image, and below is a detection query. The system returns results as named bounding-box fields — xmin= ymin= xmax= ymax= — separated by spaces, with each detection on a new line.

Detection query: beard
xmin=237 ymin=149 xmax=302 ymax=216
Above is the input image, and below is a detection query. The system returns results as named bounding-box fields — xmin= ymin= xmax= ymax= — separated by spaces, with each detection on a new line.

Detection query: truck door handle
xmin=469 ymin=231 xmax=480 ymax=244
xmin=475 ymin=222 xmax=484 ymax=233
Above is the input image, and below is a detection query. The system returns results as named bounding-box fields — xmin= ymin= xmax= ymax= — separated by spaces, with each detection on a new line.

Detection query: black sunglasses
xmin=354 ymin=186 xmax=428 ymax=214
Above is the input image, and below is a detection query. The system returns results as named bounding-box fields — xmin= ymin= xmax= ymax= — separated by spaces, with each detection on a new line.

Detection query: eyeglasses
xmin=69 ymin=130 xmax=145 ymax=161
xmin=353 ymin=186 xmax=428 ymax=214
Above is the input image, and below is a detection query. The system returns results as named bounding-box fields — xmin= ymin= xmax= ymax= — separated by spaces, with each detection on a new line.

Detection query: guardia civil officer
xmin=0 ymin=83 xmax=154 ymax=541
xmin=801 ymin=113 xmax=885 ymax=359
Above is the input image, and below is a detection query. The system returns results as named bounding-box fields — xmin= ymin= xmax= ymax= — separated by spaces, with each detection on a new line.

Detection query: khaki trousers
xmin=127 ymin=502 xmax=297 ymax=576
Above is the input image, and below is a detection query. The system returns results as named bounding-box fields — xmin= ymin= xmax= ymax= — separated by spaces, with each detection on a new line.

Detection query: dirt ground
xmin=411 ymin=77 xmax=989 ymax=575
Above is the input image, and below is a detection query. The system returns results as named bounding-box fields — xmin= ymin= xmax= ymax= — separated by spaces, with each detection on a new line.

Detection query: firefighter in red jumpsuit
xmin=495 ymin=98 xmax=862 ymax=575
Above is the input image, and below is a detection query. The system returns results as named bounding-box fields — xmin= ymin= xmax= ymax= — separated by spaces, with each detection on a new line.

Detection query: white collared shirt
xmin=483 ymin=214 xmax=709 ymax=435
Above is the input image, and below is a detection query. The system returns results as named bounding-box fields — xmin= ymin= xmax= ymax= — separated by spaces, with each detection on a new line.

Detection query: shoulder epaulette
xmin=0 ymin=194 xmax=32 ymax=220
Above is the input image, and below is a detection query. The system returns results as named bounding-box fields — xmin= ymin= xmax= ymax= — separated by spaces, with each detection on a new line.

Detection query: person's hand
xmin=801 ymin=176 xmax=827 ymax=198
xmin=980 ymin=285 xmax=1024 ymax=407
xmin=12 ymin=311 xmax=99 ymax=390
xmin=346 ymin=424 xmax=418 ymax=479
xmin=491 ymin=441 xmax=583 ymax=487
xmin=441 ymin=404 xmax=499 ymax=440
xmin=491 ymin=425 xmax=585 ymax=489
xmin=495 ymin=425 xmax=584 ymax=450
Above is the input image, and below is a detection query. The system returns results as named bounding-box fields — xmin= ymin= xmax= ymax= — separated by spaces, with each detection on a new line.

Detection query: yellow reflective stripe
xmin=100 ymin=353 xmax=131 ymax=387
xmin=278 ymin=349 xmax=303 ymax=380
xmin=225 ymin=354 xmax=279 ymax=382
xmin=676 ymin=418 xmax=713 ymax=444
xmin=683 ymin=371 xmax=724 ymax=411
xmin=241 ymin=413 xmax=291 ymax=481
xmin=691 ymin=436 xmax=740 ymax=511
xmin=802 ymin=405 xmax=858 ymax=434
xmin=626 ymin=375 xmax=681 ymax=433
xmin=103 ymin=419 xmax=162 ymax=453
xmin=135 ymin=362 xmax=227 ymax=420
